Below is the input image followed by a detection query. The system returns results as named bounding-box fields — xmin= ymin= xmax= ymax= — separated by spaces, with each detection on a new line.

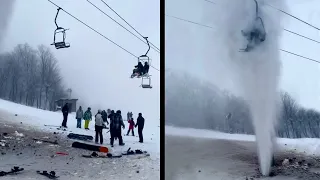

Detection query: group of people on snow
xmin=131 ymin=61 xmax=149 ymax=78
xmin=61 ymin=103 xmax=145 ymax=147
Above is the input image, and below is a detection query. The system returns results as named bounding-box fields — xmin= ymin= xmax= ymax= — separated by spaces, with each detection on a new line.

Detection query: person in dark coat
xmin=131 ymin=62 xmax=144 ymax=78
xmin=110 ymin=110 xmax=125 ymax=147
xmin=143 ymin=62 xmax=150 ymax=75
xmin=108 ymin=110 xmax=115 ymax=139
xmin=135 ymin=113 xmax=145 ymax=143
xmin=61 ymin=103 xmax=69 ymax=128
xmin=101 ymin=110 xmax=109 ymax=124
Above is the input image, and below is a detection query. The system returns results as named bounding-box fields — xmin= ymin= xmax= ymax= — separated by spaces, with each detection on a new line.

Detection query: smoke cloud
xmin=0 ymin=0 xmax=15 ymax=49
xmin=208 ymin=0 xmax=287 ymax=175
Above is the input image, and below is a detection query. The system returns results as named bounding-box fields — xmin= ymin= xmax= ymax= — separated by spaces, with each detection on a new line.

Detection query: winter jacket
xmin=95 ymin=113 xmax=104 ymax=127
xmin=101 ymin=111 xmax=109 ymax=124
xmin=76 ymin=109 xmax=83 ymax=119
xmin=128 ymin=119 xmax=135 ymax=129
xmin=62 ymin=104 xmax=69 ymax=115
xmin=136 ymin=115 xmax=145 ymax=129
xmin=83 ymin=110 xmax=92 ymax=120
xmin=111 ymin=113 xmax=125 ymax=130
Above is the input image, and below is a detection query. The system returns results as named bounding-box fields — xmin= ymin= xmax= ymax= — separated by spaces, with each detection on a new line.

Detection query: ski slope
xmin=166 ymin=126 xmax=320 ymax=180
xmin=166 ymin=126 xmax=320 ymax=157
xmin=0 ymin=99 xmax=160 ymax=159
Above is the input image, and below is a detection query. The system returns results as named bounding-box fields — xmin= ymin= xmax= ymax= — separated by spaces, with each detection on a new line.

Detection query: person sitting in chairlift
xmin=131 ymin=62 xmax=144 ymax=78
xmin=143 ymin=62 xmax=150 ymax=76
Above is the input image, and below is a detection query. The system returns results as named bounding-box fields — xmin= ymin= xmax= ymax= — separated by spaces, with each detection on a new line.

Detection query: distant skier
xmin=135 ymin=113 xmax=145 ymax=143
xmin=83 ymin=107 xmax=92 ymax=130
xmin=110 ymin=110 xmax=125 ymax=147
xmin=76 ymin=106 xmax=84 ymax=128
xmin=95 ymin=110 xmax=104 ymax=144
xmin=126 ymin=117 xmax=135 ymax=136
xmin=61 ymin=103 xmax=69 ymax=128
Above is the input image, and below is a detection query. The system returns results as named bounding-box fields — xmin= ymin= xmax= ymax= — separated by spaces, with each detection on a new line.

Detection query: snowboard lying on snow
xmin=72 ymin=141 xmax=109 ymax=153
xmin=67 ymin=133 xmax=93 ymax=141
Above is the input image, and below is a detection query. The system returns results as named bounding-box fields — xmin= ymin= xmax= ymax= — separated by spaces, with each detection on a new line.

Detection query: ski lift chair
xmin=141 ymin=75 xmax=152 ymax=89
xmin=51 ymin=27 xmax=70 ymax=49
xmin=138 ymin=55 xmax=151 ymax=77
xmin=50 ymin=7 xmax=70 ymax=49
xmin=239 ymin=0 xmax=266 ymax=52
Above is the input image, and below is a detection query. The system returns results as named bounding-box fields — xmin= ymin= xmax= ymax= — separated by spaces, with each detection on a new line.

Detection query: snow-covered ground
xmin=166 ymin=126 xmax=320 ymax=157
xmin=0 ymin=99 xmax=160 ymax=159
xmin=0 ymin=99 xmax=160 ymax=179
xmin=166 ymin=126 xmax=320 ymax=180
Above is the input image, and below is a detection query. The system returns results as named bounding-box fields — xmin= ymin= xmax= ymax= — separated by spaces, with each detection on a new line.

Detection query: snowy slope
xmin=0 ymin=99 xmax=160 ymax=159
xmin=166 ymin=126 xmax=320 ymax=157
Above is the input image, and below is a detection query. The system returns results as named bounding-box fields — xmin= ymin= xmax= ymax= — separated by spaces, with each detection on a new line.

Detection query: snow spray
xmin=209 ymin=0 xmax=287 ymax=176
xmin=0 ymin=0 xmax=15 ymax=49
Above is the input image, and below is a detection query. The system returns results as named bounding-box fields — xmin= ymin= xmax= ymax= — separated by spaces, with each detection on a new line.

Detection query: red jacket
xmin=128 ymin=119 xmax=135 ymax=129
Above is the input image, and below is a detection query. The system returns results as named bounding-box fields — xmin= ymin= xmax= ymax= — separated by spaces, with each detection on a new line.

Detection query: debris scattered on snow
xmin=36 ymin=141 xmax=42 ymax=144
xmin=0 ymin=142 xmax=5 ymax=147
xmin=14 ymin=131 xmax=24 ymax=137
xmin=282 ymin=159 xmax=289 ymax=166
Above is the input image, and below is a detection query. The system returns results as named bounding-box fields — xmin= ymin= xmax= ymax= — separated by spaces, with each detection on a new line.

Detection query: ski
xmin=0 ymin=166 xmax=24 ymax=177
xmin=36 ymin=171 xmax=59 ymax=179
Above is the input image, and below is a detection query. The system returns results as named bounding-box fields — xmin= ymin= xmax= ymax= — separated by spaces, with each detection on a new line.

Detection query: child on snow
xmin=126 ymin=117 xmax=135 ymax=136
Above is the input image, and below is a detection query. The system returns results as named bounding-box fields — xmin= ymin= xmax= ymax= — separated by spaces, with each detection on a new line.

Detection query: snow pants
xmin=84 ymin=120 xmax=90 ymax=129
xmin=95 ymin=125 xmax=103 ymax=144
xmin=76 ymin=118 xmax=82 ymax=128
xmin=138 ymin=128 xmax=143 ymax=142
xmin=61 ymin=113 xmax=68 ymax=127
xmin=110 ymin=129 xmax=123 ymax=145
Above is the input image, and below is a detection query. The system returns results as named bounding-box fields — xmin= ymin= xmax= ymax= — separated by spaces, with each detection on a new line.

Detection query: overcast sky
xmin=166 ymin=0 xmax=320 ymax=111
xmin=2 ymin=0 xmax=160 ymax=120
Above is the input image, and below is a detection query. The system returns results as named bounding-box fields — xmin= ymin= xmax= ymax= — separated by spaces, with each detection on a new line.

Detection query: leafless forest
xmin=0 ymin=43 xmax=67 ymax=110
xmin=166 ymin=71 xmax=320 ymax=138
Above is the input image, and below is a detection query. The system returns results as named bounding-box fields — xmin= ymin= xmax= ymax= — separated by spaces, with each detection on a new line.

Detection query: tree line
xmin=0 ymin=43 xmax=67 ymax=111
xmin=165 ymin=71 xmax=320 ymax=139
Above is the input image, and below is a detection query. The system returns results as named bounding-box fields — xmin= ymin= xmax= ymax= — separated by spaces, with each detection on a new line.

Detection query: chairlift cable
xmin=86 ymin=0 xmax=160 ymax=54
xmin=266 ymin=3 xmax=320 ymax=31
xmin=47 ymin=0 xmax=160 ymax=72
xmin=100 ymin=0 xmax=160 ymax=52
xmin=166 ymin=14 xmax=320 ymax=45
xmin=166 ymin=14 xmax=320 ymax=64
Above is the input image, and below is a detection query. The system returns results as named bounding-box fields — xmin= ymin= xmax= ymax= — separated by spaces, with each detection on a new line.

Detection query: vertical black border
xmin=160 ymin=0 xmax=165 ymax=179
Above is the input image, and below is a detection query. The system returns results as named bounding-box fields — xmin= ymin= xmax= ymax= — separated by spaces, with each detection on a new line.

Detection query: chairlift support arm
xmin=144 ymin=37 xmax=150 ymax=56
xmin=54 ymin=7 xmax=62 ymax=29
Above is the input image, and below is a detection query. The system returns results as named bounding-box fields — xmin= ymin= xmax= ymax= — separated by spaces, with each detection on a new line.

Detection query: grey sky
xmin=166 ymin=0 xmax=320 ymax=111
xmin=2 ymin=0 xmax=160 ymax=120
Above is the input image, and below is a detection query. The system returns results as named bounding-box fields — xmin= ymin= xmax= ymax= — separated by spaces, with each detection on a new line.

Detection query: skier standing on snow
xmin=61 ymin=103 xmax=69 ymax=128
xmin=135 ymin=113 xmax=145 ymax=143
xmin=83 ymin=107 xmax=92 ymax=130
xmin=110 ymin=110 xmax=125 ymax=147
xmin=95 ymin=110 xmax=104 ymax=144
xmin=76 ymin=106 xmax=84 ymax=128
xmin=126 ymin=117 xmax=135 ymax=136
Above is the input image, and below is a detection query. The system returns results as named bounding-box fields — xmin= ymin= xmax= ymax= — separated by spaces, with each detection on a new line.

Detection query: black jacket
xmin=62 ymin=104 xmax=69 ymax=115
xmin=101 ymin=111 xmax=109 ymax=124
xmin=136 ymin=116 xmax=145 ymax=129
